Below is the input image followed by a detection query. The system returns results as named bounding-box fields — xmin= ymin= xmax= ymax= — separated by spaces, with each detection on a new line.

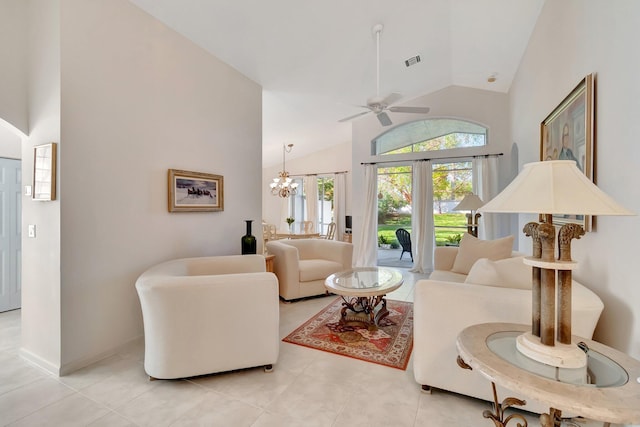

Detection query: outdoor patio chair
xmin=395 ymin=228 xmax=413 ymax=261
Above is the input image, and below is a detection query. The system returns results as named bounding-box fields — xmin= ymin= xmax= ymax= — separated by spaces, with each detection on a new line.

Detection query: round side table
xmin=456 ymin=322 xmax=640 ymax=426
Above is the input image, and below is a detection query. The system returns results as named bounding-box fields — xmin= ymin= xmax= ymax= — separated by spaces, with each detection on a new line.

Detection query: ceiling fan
xmin=339 ymin=23 xmax=430 ymax=127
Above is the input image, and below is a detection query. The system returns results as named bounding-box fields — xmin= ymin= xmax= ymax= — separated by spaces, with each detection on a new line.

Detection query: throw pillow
xmin=465 ymin=256 xmax=532 ymax=290
xmin=451 ymin=233 xmax=515 ymax=274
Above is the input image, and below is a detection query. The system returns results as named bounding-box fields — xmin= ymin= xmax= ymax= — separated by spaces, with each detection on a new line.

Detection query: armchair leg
xmin=264 ymin=364 xmax=274 ymax=373
xmin=421 ymin=385 xmax=432 ymax=394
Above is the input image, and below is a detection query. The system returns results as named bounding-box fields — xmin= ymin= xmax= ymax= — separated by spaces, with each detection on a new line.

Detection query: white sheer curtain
xmin=409 ymin=160 xmax=435 ymax=273
xmin=304 ymin=175 xmax=318 ymax=232
xmin=355 ymin=164 xmax=378 ymax=267
xmin=474 ymin=156 xmax=499 ymax=240
xmin=333 ymin=173 xmax=346 ymax=240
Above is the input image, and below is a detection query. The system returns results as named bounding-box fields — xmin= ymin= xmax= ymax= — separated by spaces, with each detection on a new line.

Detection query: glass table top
xmin=487 ymin=331 xmax=629 ymax=388
xmin=328 ymin=267 xmax=403 ymax=291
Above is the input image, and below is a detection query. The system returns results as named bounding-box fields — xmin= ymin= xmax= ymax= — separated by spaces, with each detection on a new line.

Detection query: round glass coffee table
xmin=324 ymin=267 xmax=403 ymax=327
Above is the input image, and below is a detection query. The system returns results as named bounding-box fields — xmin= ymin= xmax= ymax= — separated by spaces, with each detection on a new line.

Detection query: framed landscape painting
xmin=168 ymin=169 xmax=224 ymax=212
xmin=539 ymin=73 xmax=594 ymax=231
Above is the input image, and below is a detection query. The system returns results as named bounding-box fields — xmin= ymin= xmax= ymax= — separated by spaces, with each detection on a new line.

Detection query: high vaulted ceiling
xmin=129 ymin=0 xmax=545 ymax=167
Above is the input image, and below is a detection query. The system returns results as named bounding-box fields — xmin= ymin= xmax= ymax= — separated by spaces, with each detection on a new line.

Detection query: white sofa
xmin=266 ymin=238 xmax=353 ymax=301
xmin=413 ymin=244 xmax=605 ymax=413
xmin=135 ymin=254 xmax=279 ymax=380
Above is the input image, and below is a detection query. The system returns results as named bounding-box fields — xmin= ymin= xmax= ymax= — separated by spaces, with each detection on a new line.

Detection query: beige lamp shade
xmin=453 ymin=193 xmax=484 ymax=211
xmin=479 ymin=161 xmax=634 ymax=216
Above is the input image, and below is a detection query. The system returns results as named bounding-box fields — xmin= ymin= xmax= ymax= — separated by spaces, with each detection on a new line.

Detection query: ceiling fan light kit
xmin=339 ymin=23 xmax=430 ymax=127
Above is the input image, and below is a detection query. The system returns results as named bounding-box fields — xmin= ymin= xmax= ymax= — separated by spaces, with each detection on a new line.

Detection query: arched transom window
xmin=372 ymin=118 xmax=488 ymax=155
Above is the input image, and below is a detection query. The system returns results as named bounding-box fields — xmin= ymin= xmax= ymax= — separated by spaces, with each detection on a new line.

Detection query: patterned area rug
xmin=283 ymin=297 xmax=413 ymax=370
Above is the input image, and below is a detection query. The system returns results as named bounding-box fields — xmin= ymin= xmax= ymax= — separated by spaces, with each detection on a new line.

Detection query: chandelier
xmin=270 ymin=143 xmax=299 ymax=198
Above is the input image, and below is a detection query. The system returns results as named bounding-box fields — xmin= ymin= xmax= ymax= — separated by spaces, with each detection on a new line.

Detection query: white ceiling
xmin=129 ymin=0 xmax=545 ymax=167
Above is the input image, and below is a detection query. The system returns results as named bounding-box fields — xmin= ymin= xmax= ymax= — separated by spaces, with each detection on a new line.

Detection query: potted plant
xmin=378 ymin=234 xmax=391 ymax=249
xmin=286 ymin=217 xmax=295 ymax=233
xmin=445 ymin=233 xmax=462 ymax=246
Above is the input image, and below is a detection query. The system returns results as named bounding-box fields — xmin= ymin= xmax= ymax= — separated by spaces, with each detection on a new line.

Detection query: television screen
xmin=345 ymin=215 xmax=352 ymax=230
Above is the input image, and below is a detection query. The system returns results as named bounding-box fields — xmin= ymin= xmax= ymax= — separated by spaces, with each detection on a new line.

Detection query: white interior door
xmin=0 ymin=157 xmax=21 ymax=312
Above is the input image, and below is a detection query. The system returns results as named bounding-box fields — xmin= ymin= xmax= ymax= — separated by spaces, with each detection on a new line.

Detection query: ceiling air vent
xmin=404 ymin=55 xmax=421 ymax=67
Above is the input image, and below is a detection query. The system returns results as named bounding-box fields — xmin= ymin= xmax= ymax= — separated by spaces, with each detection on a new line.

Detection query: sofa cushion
xmin=451 ymin=233 xmax=515 ymax=275
xmin=428 ymin=270 xmax=468 ymax=283
xmin=465 ymin=256 xmax=532 ymax=290
xmin=299 ymin=259 xmax=345 ymax=282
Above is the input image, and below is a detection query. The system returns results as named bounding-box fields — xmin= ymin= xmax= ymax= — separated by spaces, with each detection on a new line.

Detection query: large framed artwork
xmin=168 ymin=169 xmax=224 ymax=212
xmin=33 ymin=142 xmax=57 ymax=201
xmin=540 ymin=73 xmax=594 ymax=231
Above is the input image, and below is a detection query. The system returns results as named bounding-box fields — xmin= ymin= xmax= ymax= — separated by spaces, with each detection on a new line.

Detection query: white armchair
xmin=266 ymin=238 xmax=353 ymax=301
xmin=135 ymin=254 xmax=279 ymax=380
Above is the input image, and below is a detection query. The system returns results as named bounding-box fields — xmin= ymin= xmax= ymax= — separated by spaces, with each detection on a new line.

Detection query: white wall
xmin=0 ymin=125 xmax=22 ymax=159
xmin=351 ymin=86 xmax=515 ymax=263
xmin=0 ymin=0 xmax=28 ymax=136
xmin=4 ymin=0 xmax=262 ymax=375
xmin=0 ymin=0 xmax=26 ymax=167
xmin=20 ymin=0 xmax=63 ymax=373
xmin=262 ymin=141 xmax=351 ymax=233
xmin=510 ymin=0 xmax=640 ymax=357
xmin=54 ymin=0 xmax=262 ymax=374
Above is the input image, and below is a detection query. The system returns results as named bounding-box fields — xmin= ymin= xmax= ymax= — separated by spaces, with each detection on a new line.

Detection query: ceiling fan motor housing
xmin=366 ymin=96 xmax=387 ymax=111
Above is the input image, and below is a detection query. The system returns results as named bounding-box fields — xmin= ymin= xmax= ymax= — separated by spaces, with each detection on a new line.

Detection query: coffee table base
xmin=339 ymin=295 xmax=389 ymax=327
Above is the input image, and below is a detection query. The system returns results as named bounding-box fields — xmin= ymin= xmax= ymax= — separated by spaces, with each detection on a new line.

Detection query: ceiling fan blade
xmin=338 ymin=110 xmax=370 ymax=123
xmin=382 ymin=93 xmax=403 ymax=106
xmin=388 ymin=106 xmax=431 ymax=114
xmin=377 ymin=112 xmax=392 ymax=126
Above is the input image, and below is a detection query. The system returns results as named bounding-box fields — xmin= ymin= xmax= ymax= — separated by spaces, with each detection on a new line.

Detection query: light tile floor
xmin=0 ymin=268 xmax=544 ymax=427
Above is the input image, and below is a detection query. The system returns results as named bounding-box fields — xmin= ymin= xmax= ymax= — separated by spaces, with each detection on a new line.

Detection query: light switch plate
xmin=25 ymin=185 xmax=32 ymax=196
xmin=28 ymin=224 xmax=36 ymax=238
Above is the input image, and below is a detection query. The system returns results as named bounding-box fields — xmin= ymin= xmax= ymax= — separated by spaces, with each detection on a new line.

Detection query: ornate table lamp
xmin=453 ymin=193 xmax=484 ymax=237
xmin=479 ymin=161 xmax=633 ymax=369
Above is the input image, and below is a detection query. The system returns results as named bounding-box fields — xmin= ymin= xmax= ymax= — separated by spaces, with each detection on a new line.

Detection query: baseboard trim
xmin=19 ymin=348 xmax=61 ymax=376
xmin=19 ymin=335 xmax=144 ymax=377
xmin=59 ymin=335 xmax=144 ymax=376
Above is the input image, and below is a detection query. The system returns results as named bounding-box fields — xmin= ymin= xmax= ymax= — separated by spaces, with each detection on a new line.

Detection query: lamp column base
xmin=516 ymin=332 xmax=587 ymax=369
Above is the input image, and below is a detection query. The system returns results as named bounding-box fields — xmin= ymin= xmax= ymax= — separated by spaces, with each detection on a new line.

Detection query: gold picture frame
xmin=168 ymin=169 xmax=224 ymax=212
xmin=33 ymin=142 xmax=57 ymax=201
xmin=540 ymin=74 xmax=594 ymax=231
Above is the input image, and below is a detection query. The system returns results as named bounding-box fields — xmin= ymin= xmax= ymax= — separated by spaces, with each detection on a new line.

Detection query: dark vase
xmin=241 ymin=220 xmax=257 ymax=255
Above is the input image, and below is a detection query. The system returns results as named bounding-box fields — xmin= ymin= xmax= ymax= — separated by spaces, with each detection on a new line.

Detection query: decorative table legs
xmin=483 ymin=382 xmax=529 ymax=427
xmin=457 ymin=356 xmax=529 ymax=427
xmin=339 ymin=295 xmax=389 ymax=326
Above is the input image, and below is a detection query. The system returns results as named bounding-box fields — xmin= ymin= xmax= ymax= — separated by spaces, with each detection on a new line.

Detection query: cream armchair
xmin=266 ymin=238 xmax=353 ymax=301
xmin=135 ymin=254 xmax=279 ymax=380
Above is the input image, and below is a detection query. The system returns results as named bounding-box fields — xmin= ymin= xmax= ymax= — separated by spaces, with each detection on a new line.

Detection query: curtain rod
xmin=360 ymin=152 xmax=503 ymax=166
xmin=289 ymin=170 xmax=349 ymax=177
